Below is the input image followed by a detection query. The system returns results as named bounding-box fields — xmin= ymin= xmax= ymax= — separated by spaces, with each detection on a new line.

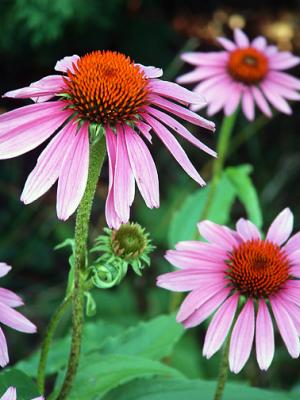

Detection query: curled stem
xmin=56 ymin=136 xmax=106 ymax=400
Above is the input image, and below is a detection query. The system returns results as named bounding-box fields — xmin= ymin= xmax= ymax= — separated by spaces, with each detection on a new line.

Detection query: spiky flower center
xmin=111 ymin=223 xmax=147 ymax=260
xmin=64 ymin=51 xmax=149 ymax=125
xmin=227 ymin=239 xmax=289 ymax=297
xmin=227 ymin=47 xmax=268 ymax=85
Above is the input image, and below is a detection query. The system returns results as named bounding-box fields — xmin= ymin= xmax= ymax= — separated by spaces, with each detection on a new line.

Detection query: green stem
xmin=37 ymin=295 xmax=72 ymax=393
xmin=214 ymin=335 xmax=230 ymax=400
xmin=56 ymin=136 xmax=106 ymax=400
xmin=194 ymin=110 xmax=238 ymax=239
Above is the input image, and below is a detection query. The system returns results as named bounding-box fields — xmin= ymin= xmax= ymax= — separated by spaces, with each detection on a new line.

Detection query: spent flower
xmin=157 ymin=208 xmax=300 ymax=373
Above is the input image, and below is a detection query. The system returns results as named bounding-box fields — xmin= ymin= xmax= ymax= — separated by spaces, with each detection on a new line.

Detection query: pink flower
xmin=157 ymin=208 xmax=300 ymax=373
xmin=177 ymin=28 xmax=300 ymax=120
xmin=0 ymin=263 xmax=36 ymax=367
xmin=1 ymin=51 xmax=215 ymax=228
xmin=0 ymin=387 xmax=43 ymax=400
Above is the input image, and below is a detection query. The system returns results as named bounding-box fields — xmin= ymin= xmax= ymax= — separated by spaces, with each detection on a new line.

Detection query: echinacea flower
xmin=0 ymin=387 xmax=43 ymax=400
xmin=1 ymin=51 xmax=215 ymax=228
xmin=177 ymin=28 xmax=300 ymax=120
xmin=0 ymin=263 xmax=36 ymax=367
xmin=157 ymin=208 xmax=300 ymax=373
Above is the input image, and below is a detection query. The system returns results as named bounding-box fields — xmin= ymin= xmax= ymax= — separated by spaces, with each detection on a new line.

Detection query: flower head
xmin=0 ymin=387 xmax=43 ymax=400
xmin=177 ymin=29 xmax=300 ymax=120
xmin=157 ymin=208 xmax=300 ymax=373
xmin=0 ymin=263 xmax=36 ymax=367
xmin=1 ymin=51 xmax=215 ymax=227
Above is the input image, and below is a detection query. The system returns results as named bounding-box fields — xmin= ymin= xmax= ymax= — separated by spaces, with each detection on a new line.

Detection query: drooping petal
xmin=251 ymin=86 xmax=272 ymax=117
xmin=165 ymin=249 xmax=226 ymax=271
xmin=0 ymin=302 xmax=36 ymax=333
xmin=142 ymin=114 xmax=205 ymax=186
xmin=135 ymin=120 xmax=152 ymax=143
xmin=203 ymin=294 xmax=239 ymax=358
xmin=183 ymin=287 xmax=230 ymax=328
xmin=148 ymin=94 xmax=215 ymax=131
xmin=0 ymin=103 xmax=72 ymax=159
xmin=55 ymin=55 xmax=80 ymax=73
xmin=145 ymin=106 xmax=216 ymax=157
xmin=0 ymin=328 xmax=9 ymax=368
xmin=0 ymin=288 xmax=23 ymax=308
xmin=283 ymin=231 xmax=300 ymax=256
xmin=105 ymin=126 xmax=122 ymax=229
xmin=270 ymin=296 xmax=300 ymax=358
xmin=236 ymin=218 xmax=261 ymax=241
xmin=242 ymin=89 xmax=255 ymax=120
xmin=198 ymin=220 xmax=238 ymax=251
xmin=256 ymin=299 xmax=274 ymax=370
xmin=234 ymin=29 xmax=250 ymax=47
xmin=176 ymin=280 xmax=226 ymax=322
xmin=124 ymin=125 xmax=159 ymax=209
xmin=0 ymin=387 xmax=16 ymax=400
xmin=149 ymin=80 xmax=206 ymax=106
xmin=56 ymin=123 xmax=89 ymax=220
xmin=157 ymin=269 xmax=223 ymax=292
xmin=224 ymin=82 xmax=242 ymax=116
xmin=21 ymin=122 xmax=76 ymax=204
xmin=113 ymin=126 xmax=135 ymax=222
xmin=0 ymin=264 xmax=11 ymax=278
xmin=260 ymin=81 xmax=292 ymax=114
xmin=3 ymin=75 xmax=66 ymax=103
xmin=266 ymin=207 xmax=293 ymax=246
xmin=229 ymin=299 xmax=255 ymax=374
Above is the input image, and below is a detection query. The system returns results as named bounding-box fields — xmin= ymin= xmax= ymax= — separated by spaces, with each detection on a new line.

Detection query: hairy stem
xmin=57 ymin=136 xmax=106 ymax=400
xmin=214 ymin=334 xmax=230 ymax=400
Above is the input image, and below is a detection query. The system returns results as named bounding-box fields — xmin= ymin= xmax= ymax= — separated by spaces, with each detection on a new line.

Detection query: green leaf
xmin=16 ymin=321 xmax=121 ymax=377
xmin=103 ymin=377 xmax=296 ymax=400
xmin=168 ymin=174 xmax=236 ymax=246
xmin=225 ymin=164 xmax=262 ymax=228
xmin=55 ymin=354 xmax=183 ymax=399
xmin=0 ymin=369 xmax=40 ymax=399
xmin=101 ymin=314 xmax=184 ymax=360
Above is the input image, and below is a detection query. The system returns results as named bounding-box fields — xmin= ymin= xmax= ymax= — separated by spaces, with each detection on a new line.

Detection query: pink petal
xmin=0 ymin=302 xmax=36 ymax=333
xmin=0 ymin=328 xmax=9 ymax=367
xmin=252 ymin=36 xmax=267 ymax=50
xmin=113 ymin=126 xmax=135 ymax=222
xmin=175 ymin=241 xmax=227 ymax=262
xmin=136 ymin=64 xmax=163 ymax=79
xmin=260 ymin=81 xmax=292 ymax=114
xmin=266 ymin=207 xmax=293 ymax=246
xmin=224 ymin=82 xmax=242 ymax=115
xmin=0 ymin=264 xmax=11 ymax=278
xmin=217 ymin=37 xmax=237 ymax=51
xmin=270 ymin=296 xmax=300 ymax=358
xmin=55 ymin=55 xmax=80 ymax=73
xmin=267 ymin=71 xmax=300 ymax=90
xmin=21 ymin=122 xmax=75 ymax=204
xmin=105 ymin=126 xmax=122 ymax=229
xmin=251 ymin=86 xmax=272 ymax=117
xmin=176 ymin=280 xmax=225 ymax=322
xmin=198 ymin=220 xmax=238 ymax=251
xmin=3 ymin=75 xmax=66 ymax=103
xmin=0 ymin=105 xmax=71 ymax=159
xmin=283 ymin=231 xmax=300 ymax=256
xmin=256 ymin=299 xmax=274 ymax=370
xmin=149 ymin=80 xmax=206 ymax=106
xmin=0 ymin=387 xmax=16 ymax=400
xmin=203 ymin=294 xmax=239 ymax=358
xmin=124 ymin=125 xmax=159 ymax=209
xmin=183 ymin=288 xmax=230 ymax=328
xmin=236 ymin=218 xmax=261 ymax=241
xmin=145 ymin=106 xmax=216 ymax=157
xmin=229 ymin=298 xmax=255 ymax=374
xmin=148 ymin=94 xmax=215 ymax=131
xmin=0 ymin=288 xmax=23 ymax=308
xmin=242 ymin=90 xmax=255 ymax=120
xmin=142 ymin=114 xmax=205 ymax=186
xmin=234 ymin=29 xmax=250 ymax=48
xmin=157 ymin=269 xmax=223 ymax=292
xmin=176 ymin=67 xmax=223 ymax=84
xmin=268 ymin=52 xmax=300 ymax=70
xmin=135 ymin=120 xmax=152 ymax=143
xmin=165 ymin=249 xmax=226 ymax=271
xmin=181 ymin=52 xmax=228 ymax=66
xmin=56 ymin=123 xmax=89 ymax=220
